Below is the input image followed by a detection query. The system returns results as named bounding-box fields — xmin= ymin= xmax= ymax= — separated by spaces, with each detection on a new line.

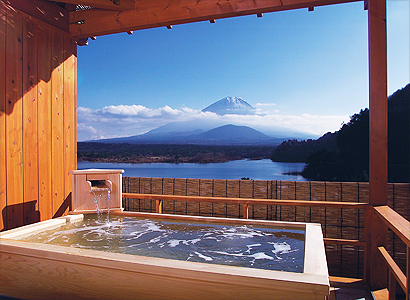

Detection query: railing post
xmin=156 ymin=199 xmax=163 ymax=214
xmin=407 ymin=246 xmax=409 ymax=300
xmin=388 ymin=270 xmax=396 ymax=300
xmin=242 ymin=204 xmax=249 ymax=219
xmin=365 ymin=206 xmax=388 ymax=288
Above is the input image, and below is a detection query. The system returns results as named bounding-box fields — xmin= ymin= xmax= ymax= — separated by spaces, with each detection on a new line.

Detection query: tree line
xmin=271 ymin=84 xmax=410 ymax=182
xmin=77 ymin=143 xmax=274 ymax=164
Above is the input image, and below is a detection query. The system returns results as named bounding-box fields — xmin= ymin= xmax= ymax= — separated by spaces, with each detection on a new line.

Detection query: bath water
xmin=22 ymin=214 xmax=305 ymax=273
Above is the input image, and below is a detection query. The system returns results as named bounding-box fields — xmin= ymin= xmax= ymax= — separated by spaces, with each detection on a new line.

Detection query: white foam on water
xmin=193 ymin=251 xmax=213 ymax=262
xmin=245 ymin=243 xmax=262 ymax=253
xmin=250 ymin=252 xmax=275 ymax=260
xmin=168 ymin=239 xmax=183 ymax=247
xmin=270 ymin=242 xmax=294 ymax=254
xmin=221 ymin=226 xmax=265 ymax=239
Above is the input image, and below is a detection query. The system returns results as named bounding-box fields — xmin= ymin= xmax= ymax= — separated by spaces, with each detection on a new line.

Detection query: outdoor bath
xmin=0 ymin=170 xmax=329 ymax=299
xmin=0 ymin=211 xmax=329 ymax=300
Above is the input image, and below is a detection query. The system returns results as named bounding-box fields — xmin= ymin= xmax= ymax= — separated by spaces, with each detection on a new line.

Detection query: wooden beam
xmin=122 ymin=192 xmax=369 ymax=209
xmin=4 ymin=0 xmax=69 ymax=32
xmin=69 ymin=0 xmax=360 ymax=38
xmin=368 ymin=0 xmax=387 ymax=207
xmin=374 ymin=206 xmax=410 ymax=247
xmin=48 ymin=0 xmax=136 ymax=11
xmin=378 ymin=246 xmax=407 ymax=293
xmin=366 ymin=0 xmax=388 ymax=292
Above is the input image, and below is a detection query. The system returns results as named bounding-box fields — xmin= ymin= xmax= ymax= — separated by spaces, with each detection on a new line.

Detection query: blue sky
xmin=77 ymin=1 xmax=409 ymax=141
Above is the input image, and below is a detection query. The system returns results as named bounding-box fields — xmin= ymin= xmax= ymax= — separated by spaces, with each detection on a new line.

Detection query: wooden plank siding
xmin=37 ymin=24 xmax=53 ymax=222
xmin=62 ymin=35 xmax=77 ymax=217
xmin=0 ymin=2 xmax=7 ymax=233
xmin=5 ymin=10 xmax=24 ymax=230
xmin=51 ymin=30 xmax=65 ymax=218
xmin=0 ymin=2 xmax=77 ymax=231
xmin=22 ymin=18 xmax=39 ymax=225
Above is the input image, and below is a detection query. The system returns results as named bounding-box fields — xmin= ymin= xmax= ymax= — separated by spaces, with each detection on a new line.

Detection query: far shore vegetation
xmin=77 ymin=143 xmax=274 ymax=164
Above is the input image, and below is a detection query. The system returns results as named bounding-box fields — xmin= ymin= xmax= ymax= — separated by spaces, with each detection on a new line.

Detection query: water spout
xmin=87 ymin=180 xmax=113 ymax=218
xmin=87 ymin=180 xmax=112 ymax=193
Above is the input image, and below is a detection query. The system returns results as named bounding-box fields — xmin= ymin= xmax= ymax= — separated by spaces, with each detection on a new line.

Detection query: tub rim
xmin=0 ymin=212 xmax=329 ymax=297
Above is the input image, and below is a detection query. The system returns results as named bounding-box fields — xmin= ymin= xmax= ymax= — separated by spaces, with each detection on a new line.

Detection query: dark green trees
xmin=273 ymin=84 xmax=410 ymax=182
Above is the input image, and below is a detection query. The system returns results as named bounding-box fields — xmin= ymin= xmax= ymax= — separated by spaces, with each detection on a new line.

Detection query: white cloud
xmin=77 ymin=104 xmax=349 ymax=141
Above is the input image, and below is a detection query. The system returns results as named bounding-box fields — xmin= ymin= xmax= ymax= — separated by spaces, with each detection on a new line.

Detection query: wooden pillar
xmin=366 ymin=0 xmax=388 ymax=290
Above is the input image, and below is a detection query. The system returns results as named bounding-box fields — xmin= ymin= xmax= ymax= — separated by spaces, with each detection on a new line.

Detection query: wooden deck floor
xmin=330 ymin=277 xmax=391 ymax=300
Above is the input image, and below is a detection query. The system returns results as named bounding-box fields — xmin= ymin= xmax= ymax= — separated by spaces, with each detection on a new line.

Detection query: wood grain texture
xmin=62 ymin=35 xmax=77 ymax=217
xmin=5 ymin=9 xmax=24 ymax=230
xmin=122 ymin=192 xmax=370 ymax=209
xmin=37 ymin=24 xmax=53 ymax=222
xmin=51 ymin=30 xmax=65 ymax=216
xmin=378 ymin=246 xmax=406 ymax=292
xmin=69 ymin=0 xmax=359 ymax=38
xmin=0 ymin=2 xmax=7 ymax=231
xmin=5 ymin=0 xmax=69 ymax=32
xmin=22 ymin=18 xmax=39 ymax=225
xmin=0 ymin=3 xmax=77 ymax=229
xmin=56 ymin=0 xmax=136 ymax=11
xmin=368 ymin=0 xmax=388 ymax=207
xmin=374 ymin=206 xmax=410 ymax=247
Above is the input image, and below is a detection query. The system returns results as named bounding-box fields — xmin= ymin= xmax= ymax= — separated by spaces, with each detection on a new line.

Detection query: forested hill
xmin=271 ymin=84 xmax=410 ymax=182
xmin=270 ymin=132 xmax=338 ymax=163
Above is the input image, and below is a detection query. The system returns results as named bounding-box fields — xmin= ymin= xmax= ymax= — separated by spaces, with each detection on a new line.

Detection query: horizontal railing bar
xmin=378 ymin=246 xmax=407 ymax=292
xmin=111 ymin=211 xmax=307 ymax=228
xmin=122 ymin=193 xmax=369 ymax=209
xmin=324 ymin=238 xmax=366 ymax=247
xmin=374 ymin=206 xmax=410 ymax=247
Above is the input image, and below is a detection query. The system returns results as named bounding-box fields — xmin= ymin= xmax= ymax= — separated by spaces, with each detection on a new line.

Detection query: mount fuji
xmin=202 ymin=97 xmax=256 ymax=115
xmin=91 ymin=97 xmax=318 ymax=145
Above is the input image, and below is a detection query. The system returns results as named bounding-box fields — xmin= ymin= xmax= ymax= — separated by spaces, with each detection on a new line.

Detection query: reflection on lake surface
xmin=78 ymin=159 xmax=307 ymax=181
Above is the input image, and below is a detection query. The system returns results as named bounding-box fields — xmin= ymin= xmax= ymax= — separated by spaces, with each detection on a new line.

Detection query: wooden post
xmin=242 ymin=204 xmax=249 ymax=219
xmin=366 ymin=0 xmax=388 ymax=290
xmin=156 ymin=199 xmax=163 ymax=214
xmin=407 ymin=246 xmax=409 ymax=300
xmin=388 ymin=270 xmax=396 ymax=300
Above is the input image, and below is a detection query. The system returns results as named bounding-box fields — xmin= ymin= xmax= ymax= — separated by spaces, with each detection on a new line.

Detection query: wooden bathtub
xmin=0 ymin=212 xmax=329 ymax=300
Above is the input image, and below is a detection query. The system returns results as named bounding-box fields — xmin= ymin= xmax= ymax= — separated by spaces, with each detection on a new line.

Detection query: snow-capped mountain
xmin=90 ymin=96 xmax=319 ymax=144
xmin=202 ymin=97 xmax=256 ymax=115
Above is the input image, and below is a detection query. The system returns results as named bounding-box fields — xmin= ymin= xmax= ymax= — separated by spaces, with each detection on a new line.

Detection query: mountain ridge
xmin=94 ymin=124 xmax=287 ymax=145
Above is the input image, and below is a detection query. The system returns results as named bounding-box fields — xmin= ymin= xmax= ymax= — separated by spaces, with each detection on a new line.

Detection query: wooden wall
xmin=0 ymin=3 xmax=77 ymax=231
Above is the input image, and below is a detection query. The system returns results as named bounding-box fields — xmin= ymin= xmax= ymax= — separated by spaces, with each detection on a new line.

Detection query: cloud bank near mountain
xmin=77 ymin=103 xmax=350 ymax=141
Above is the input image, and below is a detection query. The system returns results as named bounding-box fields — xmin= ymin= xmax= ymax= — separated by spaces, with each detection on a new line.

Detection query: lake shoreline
xmin=77 ymin=156 xmax=266 ymax=165
xmin=78 ymin=160 xmax=308 ymax=181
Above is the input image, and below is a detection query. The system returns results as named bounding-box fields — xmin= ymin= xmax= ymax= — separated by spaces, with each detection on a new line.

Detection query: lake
xmin=78 ymin=159 xmax=307 ymax=181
